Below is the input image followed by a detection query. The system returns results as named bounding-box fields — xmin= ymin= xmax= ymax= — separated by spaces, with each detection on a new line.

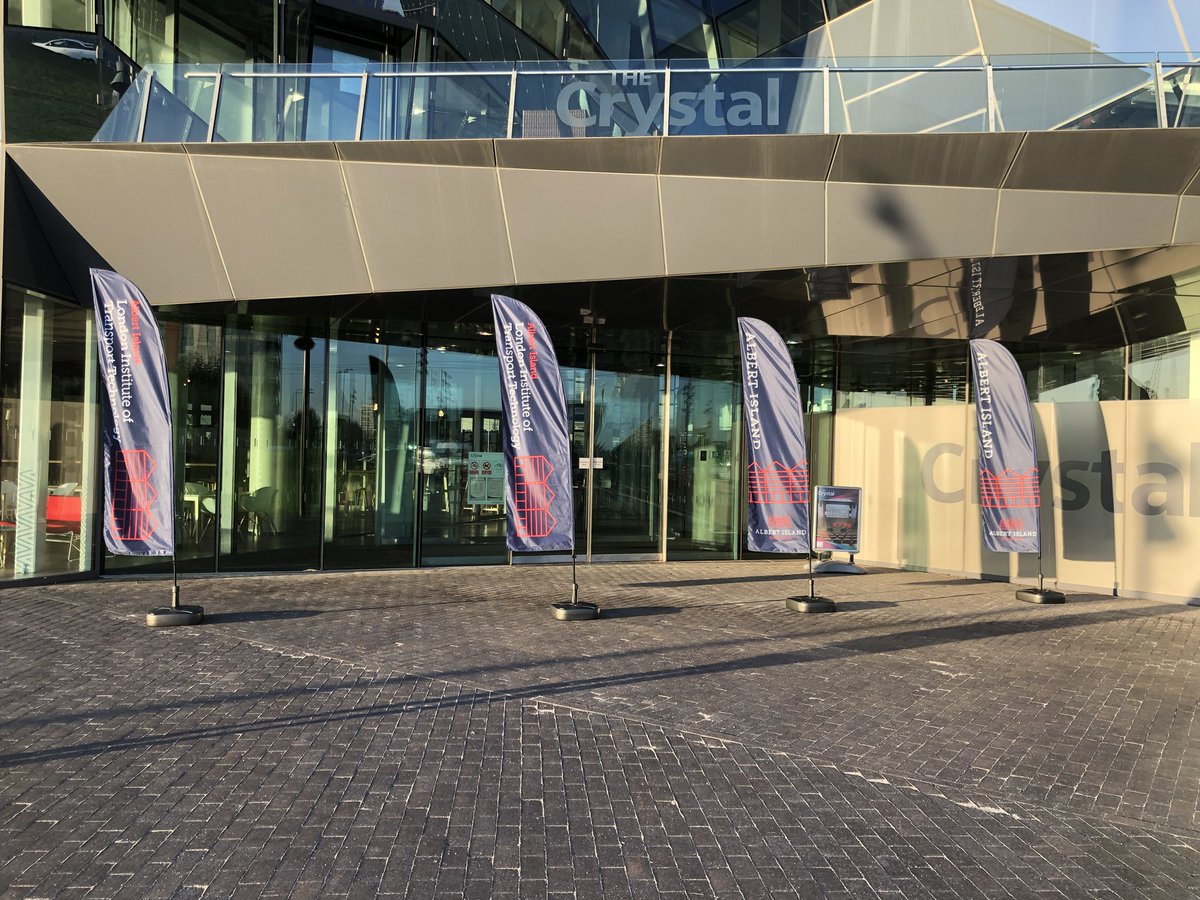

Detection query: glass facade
xmin=0 ymin=288 xmax=98 ymax=581
xmin=5 ymin=0 xmax=1200 ymax=589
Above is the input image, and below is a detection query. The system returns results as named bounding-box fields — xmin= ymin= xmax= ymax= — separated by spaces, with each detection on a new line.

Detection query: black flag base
xmin=1016 ymin=588 xmax=1066 ymax=604
xmin=786 ymin=596 xmax=837 ymax=613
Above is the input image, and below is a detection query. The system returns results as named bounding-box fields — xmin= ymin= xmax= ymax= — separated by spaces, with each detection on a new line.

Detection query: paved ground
xmin=0 ymin=561 xmax=1197 ymax=899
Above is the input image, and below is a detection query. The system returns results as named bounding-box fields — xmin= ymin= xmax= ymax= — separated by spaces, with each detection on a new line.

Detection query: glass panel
xmin=360 ymin=72 xmax=510 ymax=140
xmin=105 ymin=0 xmax=174 ymax=66
xmin=8 ymin=0 xmax=89 ymax=30
xmin=419 ymin=337 xmax=507 ymax=565
xmin=839 ymin=67 xmax=988 ymax=134
xmin=5 ymin=26 xmax=102 ymax=142
xmin=1128 ymin=333 xmax=1197 ymax=401
xmin=715 ymin=0 xmax=826 ymax=59
xmin=141 ymin=71 xmax=214 ymax=141
xmin=94 ymin=65 xmax=149 ymax=141
xmin=106 ymin=318 xmax=223 ymax=573
xmin=1165 ymin=65 xmax=1200 ymax=128
xmin=1029 ymin=347 xmax=1125 ymax=402
xmin=588 ymin=349 xmax=664 ymax=556
xmin=0 ymin=288 xmax=98 ymax=582
xmin=513 ymin=68 xmax=666 ymax=137
xmin=666 ymin=348 xmax=740 ymax=559
xmin=214 ymin=73 xmax=365 ymax=142
xmin=487 ymin=0 xmax=566 ymax=56
xmin=992 ymin=61 xmax=1155 ymax=132
xmin=667 ymin=67 xmax=825 ymax=135
xmin=324 ymin=323 xmax=421 ymax=569
xmin=219 ymin=318 xmax=325 ymax=571
xmin=837 ymin=340 xmax=968 ymax=408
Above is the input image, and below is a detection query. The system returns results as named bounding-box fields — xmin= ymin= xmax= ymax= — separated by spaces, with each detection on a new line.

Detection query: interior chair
xmin=50 ymin=481 xmax=78 ymax=496
xmin=196 ymin=495 xmax=218 ymax=543
xmin=183 ymin=481 xmax=213 ymax=539
xmin=45 ymin=494 xmax=83 ymax=563
xmin=239 ymin=486 xmax=277 ymax=536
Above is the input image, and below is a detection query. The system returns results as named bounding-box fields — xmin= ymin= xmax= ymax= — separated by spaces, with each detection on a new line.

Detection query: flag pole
xmin=787 ymin=345 xmax=835 ymax=613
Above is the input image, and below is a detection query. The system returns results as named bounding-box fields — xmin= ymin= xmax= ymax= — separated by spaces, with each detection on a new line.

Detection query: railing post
xmin=1154 ymin=59 xmax=1168 ymax=128
xmin=984 ymin=58 xmax=996 ymax=132
xmin=206 ymin=72 xmax=222 ymax=143
xmin=355 ymin=72 xmax=369 ymax=140
xmin=822 ymin=66 xmax=830 ymax=134
xmin=662 ymin=68 xmax=671 ymax=137
xmin=506 ymin=71 xmax=517 ymax=139
xmin=136 ymin=70 xmax=154 ymax=142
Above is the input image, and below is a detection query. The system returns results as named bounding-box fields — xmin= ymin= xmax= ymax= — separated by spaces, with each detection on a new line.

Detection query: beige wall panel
xmin=1043 ymin=402 xmax=1127 ymax=597
xmin=836 ymin=399 xmax=1200 ymax=603
xmin=659 ymin=176 xmax=824 ymax=275
xmin=499 ymin=168 xmax=665 ymax=284
xmin=1173 ymin=196 xmax=1200 ymax=246
xmin=188 ymin=153 xmax=370 ymax=300
xmin=1120 ymin=400 xmax=1200 ymax=602
xmin=833 ymin=405 xmax=969 ymax=574
xmin=827 ymin=182 xmax=997 ymax=266
xmin=995 ymin=190 xmax=1176 ymax=257
xmin=8 ymin=145 xmax=232 ymax=304
xmin=343 ymin=162 xmax=514 ymax=291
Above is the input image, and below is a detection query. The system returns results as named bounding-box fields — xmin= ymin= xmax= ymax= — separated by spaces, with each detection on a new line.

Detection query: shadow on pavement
xmin=3 ymin=601 xmax=1192 ymax=769
xmin=204 ymin=610 xmax=323 ymax=624
xmin=625 ymin=573 xmax=819 ymax=589
xmin=601 ymin=606 xmax=682 ymax=619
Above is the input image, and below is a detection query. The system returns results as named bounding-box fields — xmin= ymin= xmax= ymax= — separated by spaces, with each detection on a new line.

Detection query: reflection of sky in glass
xmin=995 ymin=1 xmax=1195 ymax=56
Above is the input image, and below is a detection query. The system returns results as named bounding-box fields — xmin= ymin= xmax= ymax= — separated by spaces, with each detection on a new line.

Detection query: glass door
xmin=564 ymin=328 xmax=665 ymax=560
xmin=219 ymin=317 xmax=326 ymax=572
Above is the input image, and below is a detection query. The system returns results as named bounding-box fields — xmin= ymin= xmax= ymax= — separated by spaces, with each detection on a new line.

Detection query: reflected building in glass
xmin=2 ymin=0 xmax=1200 ymax=604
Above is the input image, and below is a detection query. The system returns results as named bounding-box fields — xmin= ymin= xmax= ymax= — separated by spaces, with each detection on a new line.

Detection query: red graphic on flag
xmin=979 ymin=468 xmax=1040 ymax=509
xmin=766 ymin=515 xmax=793 ymax=528
xmin=112 ymin=449 xmax=159 ymax=540
xmin=747 ymin=461 xmax=809 ymax=505
xmin=513 ymin=455 xmax=557 ymax=538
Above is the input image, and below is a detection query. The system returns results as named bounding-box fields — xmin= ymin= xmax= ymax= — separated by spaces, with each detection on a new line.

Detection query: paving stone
xmin=0 ymin=563 xmax=1197 ymax=897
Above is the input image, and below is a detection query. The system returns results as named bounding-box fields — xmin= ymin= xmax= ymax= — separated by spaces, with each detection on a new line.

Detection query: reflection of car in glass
xmin=32 ymin=38 xmax=96 ymax=60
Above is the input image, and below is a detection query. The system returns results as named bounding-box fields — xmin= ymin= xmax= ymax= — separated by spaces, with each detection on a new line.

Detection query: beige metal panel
xmin=829 ymin=133 xmax=1023 ymax=189
xmin=826 ymin=182 xmax=997 ymax=266
xmin=1174 ymin=196 xmax=1200 ymax=245
xmin=1004 ymin=131 xmax=1200 ymax=195
xmin=995 ymin=190 xmax=1176 ymax=256
xmin=659 ymin=176 xmax=825 ymax=275
xmin=7 ymin=145 xmax=233 ymax=304
xmin=337 ymin=140 xmax=496 ymax=167
xmin=187 ymin=151 xmax=371 ymax=300
xmin=185 ymin=142 xmax=340 ymax=161
xmin=499 ymin=167 xmax=665 ymax=284
xmin=659 ymin=135 xmax=837 ymax=181
xmin=343 ymin=161 xmax=514 ymax=291
xmin=494 ymin=137 xmax=660 ymax=175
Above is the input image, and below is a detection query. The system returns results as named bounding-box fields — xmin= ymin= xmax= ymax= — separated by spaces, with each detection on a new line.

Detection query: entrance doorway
xmin=561 ymin=328 xmax=665 ymax=561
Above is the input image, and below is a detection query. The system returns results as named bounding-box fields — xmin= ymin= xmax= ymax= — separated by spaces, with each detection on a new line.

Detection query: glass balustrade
xmin=92 ymin=54 xmax=1200 ymax=144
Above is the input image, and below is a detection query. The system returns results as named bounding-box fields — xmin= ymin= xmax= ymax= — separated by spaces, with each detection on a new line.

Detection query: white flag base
xmin=786 ymin=596 xmax=837 ymax=613
xmin=552 ymin=601 xmax=599 ymax=621
xmin=813 ymin=560 xmax=867 ymax=575
xmin=147 ymin=605 xmax=203 ymax=627
xmin=1015 ymin=588 xmax=1065 ymax=604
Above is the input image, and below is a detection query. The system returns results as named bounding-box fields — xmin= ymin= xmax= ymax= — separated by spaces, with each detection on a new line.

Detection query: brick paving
xmin=0 ymin=561 xmax=1197 ymax=898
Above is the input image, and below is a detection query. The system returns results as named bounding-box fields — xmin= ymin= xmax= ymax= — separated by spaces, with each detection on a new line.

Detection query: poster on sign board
xmin=813 ymin=486 xmax=862 ymax=553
